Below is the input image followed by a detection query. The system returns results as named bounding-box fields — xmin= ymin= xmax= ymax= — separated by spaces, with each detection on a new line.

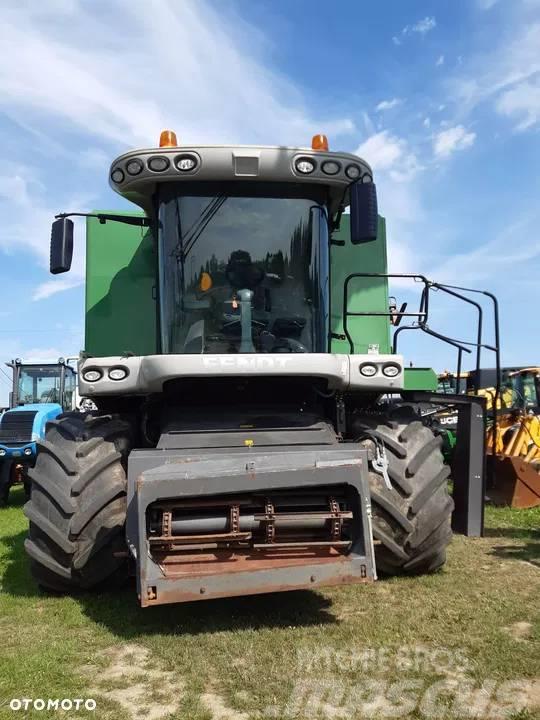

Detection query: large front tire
xmin=355 ymin=407 xmax=454 ymax=575
xmin=24 ymin=413 xmax=132 ymax=592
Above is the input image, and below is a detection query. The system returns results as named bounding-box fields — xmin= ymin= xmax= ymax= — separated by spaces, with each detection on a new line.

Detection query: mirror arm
xmin=55 ymin=212 xmax=151 ymax=227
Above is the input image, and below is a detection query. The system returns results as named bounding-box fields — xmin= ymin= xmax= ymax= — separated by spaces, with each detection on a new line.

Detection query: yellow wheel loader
xmin=487 ymin=367 xmax=540 ymax=508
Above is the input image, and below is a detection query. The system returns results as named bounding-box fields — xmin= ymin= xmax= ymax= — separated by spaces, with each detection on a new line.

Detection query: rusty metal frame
xmin=127 ymin=446 xmax=376 ymax=607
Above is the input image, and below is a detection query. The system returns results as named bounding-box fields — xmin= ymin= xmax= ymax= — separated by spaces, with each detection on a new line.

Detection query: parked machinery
xmin=0 ymin=359 xmax=76 ymax=505
xmin=24 ymin=131 xmax=488 ymax=606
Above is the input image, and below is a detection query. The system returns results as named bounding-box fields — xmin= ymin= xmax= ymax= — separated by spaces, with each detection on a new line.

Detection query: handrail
xmin=342 ymin=272 xmax=501 ymax=406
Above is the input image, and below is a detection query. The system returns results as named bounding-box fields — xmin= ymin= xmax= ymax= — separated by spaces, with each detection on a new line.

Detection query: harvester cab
xmin=24 ymin=131 xmax=487 ymax=607
xmin=0 ymin=358 xmax=76 ymax=506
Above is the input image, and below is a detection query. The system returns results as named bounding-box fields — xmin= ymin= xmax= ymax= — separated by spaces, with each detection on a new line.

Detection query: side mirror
xmin=50 ymin=218 xmax=74 ymax=274
xmin=350 ymin=182 xmax=378 ymax=244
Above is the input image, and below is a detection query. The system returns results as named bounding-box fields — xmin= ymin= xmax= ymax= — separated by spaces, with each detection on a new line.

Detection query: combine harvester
xmin=0 ymin=359 xmax=76 ymax=505
xmin=25 ymin=131 xmax=491 ymax=606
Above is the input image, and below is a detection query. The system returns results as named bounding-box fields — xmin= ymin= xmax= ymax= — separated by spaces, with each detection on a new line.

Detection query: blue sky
xmin=0 ymin=0 xmax=539 ymax=403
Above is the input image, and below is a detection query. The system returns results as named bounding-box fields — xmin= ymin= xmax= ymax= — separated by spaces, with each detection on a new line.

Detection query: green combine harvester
xmin=25 ymin=131 xmax=487 ymax=607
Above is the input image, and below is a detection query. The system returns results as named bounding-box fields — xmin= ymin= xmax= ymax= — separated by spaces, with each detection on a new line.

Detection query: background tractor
xmin=0 ymin=359 xmax=76 ymax=506
xmin=25 ymin=131 xmax=488 ymax=607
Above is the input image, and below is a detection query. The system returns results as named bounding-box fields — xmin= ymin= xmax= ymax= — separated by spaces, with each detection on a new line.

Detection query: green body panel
xmin=404 ymin=367 xmax=438 ymax=392
xmin=85 ymin=212 xmax=156 ymax=356
xmin=330 ymin=215 xmax=391 ymax=354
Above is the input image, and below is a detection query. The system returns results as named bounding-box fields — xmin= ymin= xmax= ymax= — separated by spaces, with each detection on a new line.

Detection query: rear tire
xmin=24 ymin=413 xmax=132 ymax=592
xmin=355 ymin=406 xmax=454 ymax=575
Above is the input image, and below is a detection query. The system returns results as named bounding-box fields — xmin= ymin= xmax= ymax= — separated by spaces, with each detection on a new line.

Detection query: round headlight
xmin=126 ymin=159 xmax=144 ymax=175
xmin=345 ymin=164 xmax=361 ymax=180
xmin=108 ymin=367 xmax=128 ymax=381
xmin=382 ymin=364 xmax=401 ymax=378
xmin=360 ymin=363 xmax=378 ymax=377
xmin=111 ymin=168 xmax=125 ymax=183
xmin=295 ymin=158 xmax=316 ymax=174
xmin=321 ymin=160 xmax=341 ymax=176
xmin=0 ymin=449 xmax=6 ymax=457
xmin=83 ymin=369 xmax=102 ymax=383
xmin=175 ymin=155 xmax=198 ymax=172
xmin=24 ymin=447 xmax=33 ymax=456
xmin=148 ymin=156 xmax=170 ymax=172
xmin=362 ymin=173 xmax=373 ymax=184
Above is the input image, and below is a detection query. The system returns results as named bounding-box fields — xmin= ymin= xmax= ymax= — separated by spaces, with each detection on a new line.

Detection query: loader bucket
xmin=487 ymin=455 xmax=540 ymax=508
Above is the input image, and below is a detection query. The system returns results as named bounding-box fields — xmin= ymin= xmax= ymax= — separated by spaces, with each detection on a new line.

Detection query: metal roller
xmin=168 ymin=514 xmax=329 ymax=536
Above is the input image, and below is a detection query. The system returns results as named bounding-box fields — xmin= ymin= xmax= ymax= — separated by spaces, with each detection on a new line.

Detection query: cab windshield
xmin=158 ymin=183 xmax=329 ymax=354
xmin=16 ymin=365 xmax=76 ymax=409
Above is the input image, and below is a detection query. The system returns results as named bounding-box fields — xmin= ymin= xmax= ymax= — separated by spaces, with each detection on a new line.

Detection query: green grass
xmin=0 ymin=488 xmax=539 ymax=719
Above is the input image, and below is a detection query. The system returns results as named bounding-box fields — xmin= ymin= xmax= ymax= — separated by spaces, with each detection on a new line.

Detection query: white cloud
xmin=356 ymin=131 xmax=421 ymax=182
xmin=436 ymin=55 xmax=445 ymax=67
xmin=79 ymin=147 xmax=110 ymax=171
xmin=0 ymin=0 xmax=358 ymax=301
xmin=0 ymin=1 xmax=355 ymax=149
xmin=32 ymin=277 xmax=85 ymax=301
xmin=375 ymin=98 xmax=402 ymax=112
xmin=0 ymin=166 xmax=89 ymax=284
xmin=451 ymin=22 xmax=540 ymax=130
xmin=356 ymin=131 xmax=404 ymax=171
xmin=429 ymin=216 xmax=540 ymax=286
xmin=433 ymin=125 xmax=476 ymax=157
xmin=423 ymin=117 xmax=431 ymax=128
xmin=496 ymin=78 xmax=540 ymax=130
xmin=394 ymin=16 xmax=436 ymax=45
xmin=411 ymin=17 xmax=437 ymax=35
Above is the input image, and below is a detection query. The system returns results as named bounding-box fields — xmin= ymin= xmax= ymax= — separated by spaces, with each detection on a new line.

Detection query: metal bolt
xmin=200 ymin=587 xmax=206 ymax=594
xmin=310 ymin=575 xmax=316 ymax=583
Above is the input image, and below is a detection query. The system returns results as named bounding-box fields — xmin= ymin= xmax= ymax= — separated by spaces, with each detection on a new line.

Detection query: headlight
xmin=148 ymin=156 xmax=170 ymax=172
xmin=175 ymin=155 xmax=198 ymax=172
xmin=24 ymin=447 xmax=33 ymax=456
xmin=321 ymin=160 xmax=340 ymax=175
xmin=82 ymin=369 xmax=102 ymax=383
xmin=126 ymin=159 xmax=144 ymax=175
xmin=359 ymin=363 xmax=378 ymax=377
xmin=0 ymin=449 xmax=6 ymax=457
xmin=362 ymin=173 xmax=373 ymax=184
xmin=108 ymin=367 xmax=128 ymax=381
xmin=382 ymin=364 xmax=401 ymax=378
xmin=295 ymin=158 xmax=316 ymax=174
xmin=111 ymin=168 xmax=125 ymax=183
xmin=345 ymin=164 xmax=361 ymax=180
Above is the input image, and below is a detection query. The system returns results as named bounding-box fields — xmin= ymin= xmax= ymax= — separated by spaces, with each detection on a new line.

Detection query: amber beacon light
xmin=311 ymin=134 xmax=329 ymax=151
xmin=159 ymin=130 xmax=178 ymax=148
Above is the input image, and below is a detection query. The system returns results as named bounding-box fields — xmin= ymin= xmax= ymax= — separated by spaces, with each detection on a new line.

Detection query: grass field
xmin=0 ymin=487 xmax=538 ymax=719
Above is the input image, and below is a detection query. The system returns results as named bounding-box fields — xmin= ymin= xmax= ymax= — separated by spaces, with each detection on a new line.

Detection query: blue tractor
xmin=0 ymin=358 xmax=77 ymax=506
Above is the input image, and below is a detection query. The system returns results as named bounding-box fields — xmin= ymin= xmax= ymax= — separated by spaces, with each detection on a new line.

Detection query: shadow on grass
xmin=80 ymin=584 xmax=337 ymax=638
xmin=1 ymin=527 xmax=338 ymax=636
xmin=1 ymin=529 xmax=42 ymax=598
xmin=484 ymin=527 xmax=540 ymax=540
xmin=489 ymin=541 xmax=540 ymax=568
